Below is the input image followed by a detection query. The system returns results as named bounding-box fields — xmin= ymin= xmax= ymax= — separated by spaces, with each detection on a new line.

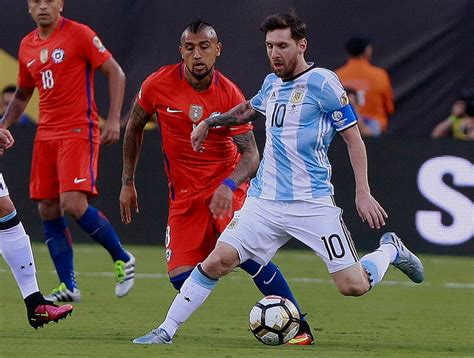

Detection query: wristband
xmin=222 ymin=178 xmax=238 ymax=191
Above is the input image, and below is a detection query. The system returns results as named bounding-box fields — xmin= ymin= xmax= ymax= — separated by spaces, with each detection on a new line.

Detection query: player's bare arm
xmin=0 ymin=87 xmax=34 ymax=129
xmin=191 ymin=100 xmax=263 ymax=152
xmin=340 ymin=125 xmax=388 ymax=229
xmin=209 ymin=131 xmax=260 ymax=219
xmin=119 ymin=101 xmax=152 ymax=224
xmin=99 ymin=57 xmax=126 ymax=145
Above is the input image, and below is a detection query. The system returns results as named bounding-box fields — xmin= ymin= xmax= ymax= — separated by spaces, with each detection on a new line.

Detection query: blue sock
xmin=170 ymin=270 xmax=193 ymax=291
xmin=43 ymin=217 xmax=77 ymax=290
xmin=76 ymin=205 xmax=129 ymax=262
xmin=240 ymin=260 xmax=305 ymax=321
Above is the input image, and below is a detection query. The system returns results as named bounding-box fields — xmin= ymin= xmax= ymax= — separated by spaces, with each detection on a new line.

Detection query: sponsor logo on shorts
xmin=74 ymin=177 xmax=87 ymax=184
xmin=227 ymin=217 xmax=239 ymax=229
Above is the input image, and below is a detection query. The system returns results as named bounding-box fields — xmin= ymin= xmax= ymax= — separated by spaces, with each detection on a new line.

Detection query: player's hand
xmin=0 ymin=128 xmax=14 ymax=154
xmin=101 ymin=117 xmax=120 ymax=145
xmin=190 ymin=120 xmax=209 ymax=152
xmin=119 ymin=184 xmax=139 ymax=224
xmin=355 ymin=192 xmax=388 ymax=229
xmin=209 ymin=184 xmax=234 ymax=220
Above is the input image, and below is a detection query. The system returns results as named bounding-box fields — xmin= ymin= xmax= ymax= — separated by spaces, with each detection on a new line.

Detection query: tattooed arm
xmin=0 ymin=87 xmax=34 ymax=128
xmin=119 ymin=100 xmax=153 ymax=224
xmin=229 ymin=131 xmax=260 ymax=185
xmin=191 ymin=100 xmax=263 ymax=152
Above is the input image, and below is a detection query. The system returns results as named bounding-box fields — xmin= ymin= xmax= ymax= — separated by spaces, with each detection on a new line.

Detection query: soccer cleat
xmin=45 ymin=283 xmax=81 ymax=302
xmin=132 ymin=328 xmax=172 ymax=345
xmin=288 ymin=320 xmax=315 ymax=345
xmin=380 ymin=232 xmax=424 ymax=283
xmin=115 ymin=252 xmax=135 ymax=298
xmin=27 ymin=302 xmax=73 ymax=329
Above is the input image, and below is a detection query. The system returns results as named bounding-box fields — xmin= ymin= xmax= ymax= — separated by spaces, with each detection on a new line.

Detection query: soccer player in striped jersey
xmin=133 ymin=12 xmax=424 ymax=345
xmin=1 ymin=0 xmax=134 ymax=302
xmin=122 ymin=19 xmax=313 ymax=345
xmin=0 ymin=128 xmax=73 ymax=328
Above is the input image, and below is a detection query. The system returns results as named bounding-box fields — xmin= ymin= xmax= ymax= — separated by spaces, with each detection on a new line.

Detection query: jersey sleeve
xmin=17 ymin=44 xmax=35 ymax=89
xmin=320 ymin=72 xmax=357 ymax=131
xmin=137 ymin=74 xmax=156 ymax=114
xmin=250 ymin=74 xmax=273 ymax=115
xmin=228 ymin=85 xmax=253 ymax=136
xmin=77 ymin=24 xmax=112 ymax=69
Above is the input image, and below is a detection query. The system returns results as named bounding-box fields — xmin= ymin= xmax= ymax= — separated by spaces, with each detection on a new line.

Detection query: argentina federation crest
xmin=189 ymin=105 xmax=203 ymax=122
xmin=290 ymin=89 xmax=305 ymax=104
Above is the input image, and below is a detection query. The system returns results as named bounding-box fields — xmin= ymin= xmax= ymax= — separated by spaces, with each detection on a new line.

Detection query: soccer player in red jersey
xmin=0 ymin=128 xmax=73 ymax=328
xmin=1 ymin=0 xmax=135 ymax=302
xmin=120 ymin=20 xmax=314 ymax=345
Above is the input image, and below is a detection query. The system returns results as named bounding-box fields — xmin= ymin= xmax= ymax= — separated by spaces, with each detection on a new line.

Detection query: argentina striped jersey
xmin=248 ymin=65 xmax=357 ymax=200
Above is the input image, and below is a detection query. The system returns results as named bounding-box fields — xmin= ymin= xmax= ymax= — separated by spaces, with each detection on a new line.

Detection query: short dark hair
xmin=181 ymin=19 xmax=218 ymax=42
xmin=260 ymin=11 xmax=306 ymax=41
xmin=2 ymin=85 xmax=16 ymax=96
xmin=345 ymin=35 xmax=372 ymax=57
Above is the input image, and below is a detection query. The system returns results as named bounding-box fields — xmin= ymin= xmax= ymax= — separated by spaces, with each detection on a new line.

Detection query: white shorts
xmin=0 ymin=173 xmax=9 ymax=198
xmin=218 ymin=196 xmax=359 ymax=273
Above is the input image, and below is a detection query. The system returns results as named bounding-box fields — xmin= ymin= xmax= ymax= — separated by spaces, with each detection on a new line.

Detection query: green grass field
xmin=1 ymin=244 xmax=473 ymax=357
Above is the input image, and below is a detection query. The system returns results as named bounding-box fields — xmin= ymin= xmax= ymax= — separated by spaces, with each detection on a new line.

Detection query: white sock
xmin=360 ymin=243 xmax=396 ymax=287
xmin=159 ymin=266 xmax=217 ymax=338
xmin=0 ymin=222 xmax=39 ymax=298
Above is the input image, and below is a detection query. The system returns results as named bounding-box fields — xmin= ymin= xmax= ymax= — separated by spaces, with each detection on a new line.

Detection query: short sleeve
xmin=77 ymin=24 xmax=112 ymax=69
xmin=137 ymin=75 xmax=156 ymax=114
xmin=17 ymin=57 xmax=35 ymax=89
xmin=320 ymin=72 xmax=357 ymax=131
xmin=250 ymin=74 xmax=274 ymax=115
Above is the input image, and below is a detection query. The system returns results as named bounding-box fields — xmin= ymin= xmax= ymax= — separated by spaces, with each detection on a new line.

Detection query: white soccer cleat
xmin=44 ymin=283 xmax=81 ymax=302
xmin=133 ymin=328 xmax=172 ymax=345
xmin=115 ymin=252 xmax=135 ymax=298
xmin=380 ymin=232 xmax=424 ymax=283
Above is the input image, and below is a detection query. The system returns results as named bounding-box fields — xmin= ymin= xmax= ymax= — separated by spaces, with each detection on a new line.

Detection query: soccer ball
xmin=249 ymin=295 xmax=300 ymax=345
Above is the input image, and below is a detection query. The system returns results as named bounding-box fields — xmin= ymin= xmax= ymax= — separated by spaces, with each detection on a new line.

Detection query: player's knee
xmin=337 ymin=281 xmax=369 ymax=296
xmin=203 ymin=255 xmax=236 ymax=278
xmin=60 ymin=199 xmax=85 ymax=219
xmin=38 ymin=199 xmax=61 ymax=219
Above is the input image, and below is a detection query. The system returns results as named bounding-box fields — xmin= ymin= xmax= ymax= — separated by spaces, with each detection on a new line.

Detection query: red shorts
xmin=165 ymin=183 xmax=248 ymax=272
xmin=30 ymin=138 xmax=99 ymax=200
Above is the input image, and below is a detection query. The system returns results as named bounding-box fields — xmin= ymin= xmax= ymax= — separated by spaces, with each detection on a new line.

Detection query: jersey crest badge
xmin=40 ymin=48 xmax=49 ymax=64
xmin=52 ymin=48 xmax=65 ymax=63
xmin=340 ymin=92 xmax=349 ymax=106
xmin=92 ymin=36 xmax=107 ymax=53
xmin=290 ymin=89 xmax=305 ymax=104
xmin=189 ymin=105 xmax=203 ymax=122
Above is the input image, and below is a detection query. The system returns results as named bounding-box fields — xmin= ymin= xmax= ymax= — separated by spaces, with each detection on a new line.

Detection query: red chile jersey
xmin=17 ymin=17 xmax=112 ymax=142
xmin=137 ymin=63 xmax=253 ymax=200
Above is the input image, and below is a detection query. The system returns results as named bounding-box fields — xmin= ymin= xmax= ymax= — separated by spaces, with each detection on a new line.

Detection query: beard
xmin=272 ymin=56 xmax=298 ymax=79
xmin=188 ymin=64 xmax=212 ymax=80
